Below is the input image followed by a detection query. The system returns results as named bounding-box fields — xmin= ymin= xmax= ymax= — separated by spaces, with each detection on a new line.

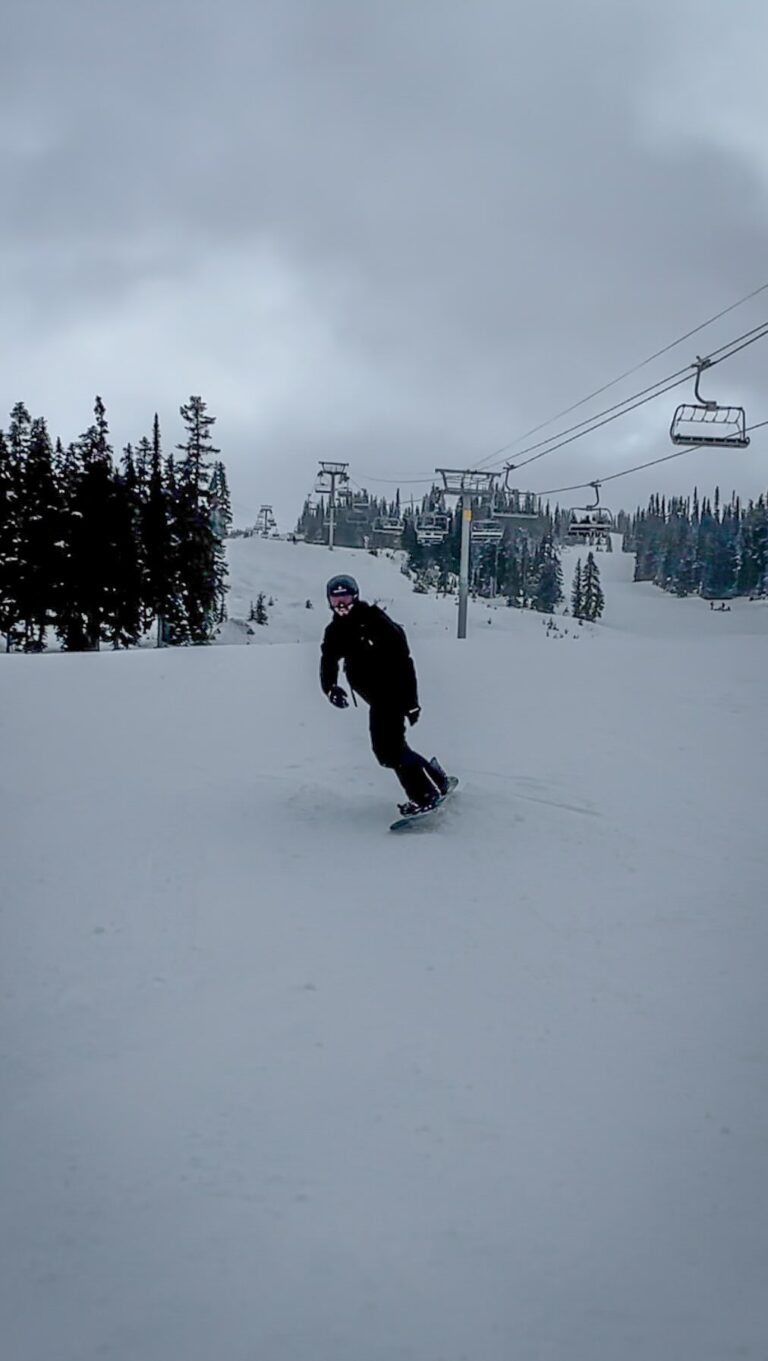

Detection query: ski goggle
xmin=329 ymin=593 xmax=356 ymax=612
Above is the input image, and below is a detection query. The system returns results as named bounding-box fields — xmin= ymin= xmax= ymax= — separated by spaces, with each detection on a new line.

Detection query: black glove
xmin=406 ymin=706 xmax=421 ymax=726
xmin=328 ymin=685 xmax=349 ymax=709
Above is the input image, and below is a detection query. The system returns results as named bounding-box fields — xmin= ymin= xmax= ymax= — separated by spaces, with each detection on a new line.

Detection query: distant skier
xmin=320 ymin=574 xmax=450 ymax=815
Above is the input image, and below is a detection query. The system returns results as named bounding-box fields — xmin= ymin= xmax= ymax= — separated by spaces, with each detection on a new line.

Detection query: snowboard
xmin=389 ymin=776 xmax=459 ymax=831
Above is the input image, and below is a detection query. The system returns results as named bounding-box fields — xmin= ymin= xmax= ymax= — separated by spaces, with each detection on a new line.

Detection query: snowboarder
xmin=320 ymin=574 xmax=450 ymax=815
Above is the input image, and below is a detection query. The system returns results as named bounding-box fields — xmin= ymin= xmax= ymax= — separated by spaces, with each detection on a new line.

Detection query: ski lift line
xmin=354 ymin=374 xmax=688 ymax=488
xmin=535 ymin=418 xmax=768 ymax=498
xmin=508 ymin=372 xmax=693 ymax=472
xmin=344 ymin=315 xmax=768 ymax=493
xmin=351 ymin=471 xmax=436 ymax=486
xmin=355 ymin=317 xmax=768 ymax=490
xmin=537 ymin=451 xmax=694 ymax=496
xmin=503 ymin=322 xmax=768 ymax=476
xmin=468 ymin=280 xmax=768 ymax=472
xmin=501 ymin=370 xmax=694 ymax=467
xmin=493 ymin=320 xmax=768 ymax=474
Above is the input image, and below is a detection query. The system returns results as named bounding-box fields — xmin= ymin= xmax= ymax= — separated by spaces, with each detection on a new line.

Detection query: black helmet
xmin=326 ymin=574 xmax=359 ymax=601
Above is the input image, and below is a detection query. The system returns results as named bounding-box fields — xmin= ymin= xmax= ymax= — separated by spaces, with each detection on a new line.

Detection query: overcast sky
xmin=3 ymin=0 xmax=768 ymax=529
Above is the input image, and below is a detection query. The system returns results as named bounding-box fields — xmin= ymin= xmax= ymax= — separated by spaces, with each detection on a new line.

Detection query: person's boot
xmin=427 ymin=756 xmax=449 ymax=795
xmin=397 ymin=764 xmax=440 ymax=815
xmin=397 ymin=791 xmax=439 ymax=816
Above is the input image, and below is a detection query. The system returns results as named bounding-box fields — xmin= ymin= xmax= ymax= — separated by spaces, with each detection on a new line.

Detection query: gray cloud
xmin=3 ymin=0 xmax=768 ymax=528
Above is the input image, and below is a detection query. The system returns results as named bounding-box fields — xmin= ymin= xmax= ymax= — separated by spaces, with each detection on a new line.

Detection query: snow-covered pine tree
xmin=737 ymin=496 xmax=768 ymax=596
xmin=530 ymin=534 xmax=563 ymax=613
xmin=159 ymin=454 xmax=190 ymax=644
xmin=208 ymin=461 xmax=232 ymax=625
xmin=176 ymin=396 xmax=219 ymax=510
xmin=501 ymin=537 xmax=534 ymax=608
xmin=3 ymin=404 xmax=34 ymax=647
xmin=0 ymin=427 xmax=21 ymax=650
xmin=7 ymin=401 xmax=32 ymax=466
xmin=254 ymin=591 xmax=268 ymax=625
xmin=133 ymin=435 xmax=152 ymax=505
xmin=701 ymin=513 xmax=738 ymax=599
xmin=673 ymin=521 xmax=698 ymax=597
xmin=173 ymin=397 xmax=221 ymax=644
xmin=582 ymin=551 xmax=605 ymax=621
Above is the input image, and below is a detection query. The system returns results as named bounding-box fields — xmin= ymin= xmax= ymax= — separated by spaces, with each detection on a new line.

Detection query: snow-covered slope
xmin=2 ymin=538 xmax=767 ymax=1361
xmin=223 ymin=530 xmax=768 ymax=642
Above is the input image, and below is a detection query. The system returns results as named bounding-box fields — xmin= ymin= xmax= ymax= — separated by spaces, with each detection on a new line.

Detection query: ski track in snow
xmin=1 ymin=535 xmax=768 ymax=1361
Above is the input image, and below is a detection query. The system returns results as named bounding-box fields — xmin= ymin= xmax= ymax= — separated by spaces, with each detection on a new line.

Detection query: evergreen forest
xmin=624 ymin=488 xmax=768 ymax=599
xmin=0 ymin=396 xmax=230 ymax=652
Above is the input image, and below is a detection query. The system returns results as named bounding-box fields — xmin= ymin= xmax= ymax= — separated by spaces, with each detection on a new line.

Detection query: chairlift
xmin=347 ymin=493 xmax=370 ymax=524
xmin=471 ymin=517 xmax=504 ymax=544
xmin=497 ymin=467 xmax=540 ymax=519
xmin=568 ymin=482 xmax=613 ymax=542
xmin=373 ymin=516 xmax=404 ymax=538
xmin=670 ymin=357 xmax=750 ymax=448
xmin=415 ymin=511 xmax=449 ymax=546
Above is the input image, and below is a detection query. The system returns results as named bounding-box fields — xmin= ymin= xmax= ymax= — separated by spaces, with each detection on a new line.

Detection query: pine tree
xmin=104 ymin=448 xmax=143 ymax=648
xmin=176 ymin=396 xmax=219 ymax=509
xmin=7 ymin=402 xmax=32 ymax=465
xmin=254 ymin=591 xmax=268 ymax=625
xmin=141 ymin=418 xmax=175 ymax=644
xmin=530 ymin=534 xmax=563 ymax=613
xmin=56 ymin=397 xmax=118 ymax=650
xmin=208 ymin=461 xmax=232 ymax=625
xmin=738 ymin=496 xmax=767 ymax=596
xmin=173 ymin=397 xmax=221 ymax=643
xmin=16 ymin=418 xmax=63 ymax=650
xmin=1 ymin=404 xmax=33 ymax=649
xmin=133 ymin=435 xmax=152 ymax=504
xmin=582 ymin=551 xmax=605 ymax=621
xmin=159 ymin=455 xmax=190 ymax=644
xmin=673 ymin=522 xmax=698 ymax=596
xmin=570 ymin=558 xmax=584 ymax=620
xmin=702 ymin=515 xmax=738 ymax=599
xmin=0 ymin=428 xmax=21 ymax=650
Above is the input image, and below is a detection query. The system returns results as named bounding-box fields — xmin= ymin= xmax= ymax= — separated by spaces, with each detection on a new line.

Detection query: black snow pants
xmin=369 ymin=704 xmax=444 ymax=805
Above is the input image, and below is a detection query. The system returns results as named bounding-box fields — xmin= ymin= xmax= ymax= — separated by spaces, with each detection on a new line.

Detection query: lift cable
xmin=353 ymin=308 xmax=768 ymax=489
xmin=470 ymin=279 xmax=768 ymax=471
xmin=501 ymin=320 xmax=768 ymax=474
xmin=534 ymin=418 xmax=768 ymax=499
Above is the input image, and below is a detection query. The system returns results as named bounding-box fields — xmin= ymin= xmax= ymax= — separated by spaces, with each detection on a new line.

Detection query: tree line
xmin=0 ymin=396 xmax=231 ymax=652
xmin=294 ymin=483 xmax=611 ymax=618
xmin=294 ymin=487 xmax=581 ymax=551
xmin=625 ymin=487 xmax=768 ymax=599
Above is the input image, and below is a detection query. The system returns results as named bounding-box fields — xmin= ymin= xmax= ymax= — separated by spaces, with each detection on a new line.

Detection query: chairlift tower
xmin=435 ymin=468 xmax=501 ymax=638
xmin=314 ymin=461 xmax=349 ymax=549
xmin=258 ymin=504 xmax=276 ymax=536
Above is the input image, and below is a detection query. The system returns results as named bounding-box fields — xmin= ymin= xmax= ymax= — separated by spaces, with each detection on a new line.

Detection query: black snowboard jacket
xmin=320 ymin=602 xmax=419 ymax=712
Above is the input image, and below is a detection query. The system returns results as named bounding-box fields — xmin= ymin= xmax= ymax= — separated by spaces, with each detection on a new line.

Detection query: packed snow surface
xmin=2 ymin=537 xmax=767 ymax=1361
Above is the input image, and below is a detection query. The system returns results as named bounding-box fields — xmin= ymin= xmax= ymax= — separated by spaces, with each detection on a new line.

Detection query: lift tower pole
xmin=436 ymin=469 xmax=500 ymax=639
xmin=315 ymin=461 xmax=349 ymax=549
